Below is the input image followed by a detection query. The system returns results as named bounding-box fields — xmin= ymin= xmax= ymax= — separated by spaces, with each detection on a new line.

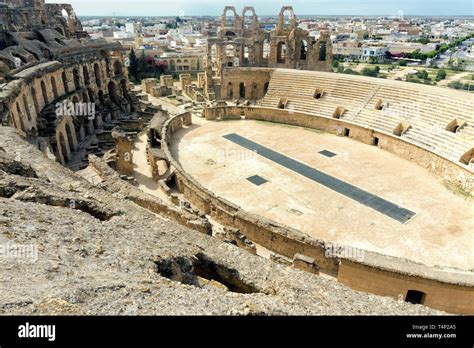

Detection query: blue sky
xmin=46 ymin=0 xmax=474 ymax=17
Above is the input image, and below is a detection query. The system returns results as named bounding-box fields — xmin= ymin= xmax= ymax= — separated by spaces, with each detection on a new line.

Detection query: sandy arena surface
xmin=170 ymin=117 xmax=474 ymax=270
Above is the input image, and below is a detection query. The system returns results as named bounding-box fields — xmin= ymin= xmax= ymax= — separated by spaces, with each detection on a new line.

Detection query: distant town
xmin=81 ymin=14 xmax=474 ymax=91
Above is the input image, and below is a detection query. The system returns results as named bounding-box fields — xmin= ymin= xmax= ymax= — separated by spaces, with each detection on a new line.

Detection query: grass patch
xmin=443 ymin=180 xmax=472 ymax=199
xmin=255 ymin=120 xmax=325 ymax=134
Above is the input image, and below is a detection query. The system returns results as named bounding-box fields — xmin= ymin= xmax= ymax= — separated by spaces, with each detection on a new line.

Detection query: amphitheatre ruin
xmin=0 ymin=1 xmax=472 ymax=316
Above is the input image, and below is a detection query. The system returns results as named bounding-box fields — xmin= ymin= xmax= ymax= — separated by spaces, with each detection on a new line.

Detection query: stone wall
xmin=204 ymin=105 xmax=473 ymax=194
xmin=338 ymin=260 xmax=474 ymax=315
xmin=220 ymin=68 xmax=272 ymax=100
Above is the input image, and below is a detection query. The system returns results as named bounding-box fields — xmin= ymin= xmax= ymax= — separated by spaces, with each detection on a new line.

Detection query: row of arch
xmin=211 ymin=39 xmax=328 ymax=69
xmin=10 ymin=58 xmax=125 ymax=133
xmin=54 ymin=79 xmax=129 ymax=165
xmin=226 ymin=81 xmax=269 ymax=100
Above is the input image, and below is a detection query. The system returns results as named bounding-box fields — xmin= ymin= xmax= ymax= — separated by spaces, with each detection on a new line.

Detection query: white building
xmin=361 ymin=44 xmax=388 ymax=61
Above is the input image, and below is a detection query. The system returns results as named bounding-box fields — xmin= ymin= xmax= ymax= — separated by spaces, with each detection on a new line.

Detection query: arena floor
xmin=170 ymin=117 xmax=473 ymax=270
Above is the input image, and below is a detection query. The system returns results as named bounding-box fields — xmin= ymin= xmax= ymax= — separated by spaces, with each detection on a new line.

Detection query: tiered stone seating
xmin=261 ymin=68 xmax=474 ymax=166
xmin=262 ymin=69 xmax=374 ymax=118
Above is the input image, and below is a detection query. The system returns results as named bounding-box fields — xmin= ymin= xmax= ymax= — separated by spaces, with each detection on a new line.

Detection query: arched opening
xmin=277 ymin=42 xmax=287 ymax=64
xmin=262 ymin=39 xmax=270 ymax=62
xmin=319 ymin=41 xmax=327 ymax=61
xmin=51 ymin=76 xmax=58 ymax=100
xmin=98 ymin=90 xmax=105 ymax=104
xmin=300 ymin=40 xmax=308 ymax=60
xmin=239 ymin=82 xmax=246 ymax=99
xmin=113 ymin=61 xmax=123 ymax=76
xmin=15 ymin=102 xmax=26 ymax=132
xmin=55 ymin=26 xmax=65 ymax=36
xmin=105 ymin=58 xmax=111 ymax=77
xmin=30 ymin=87 xmax=39 ymax=115
xmin=94 ymin=63 xmax=101 ymax=86
xmin=108 ymin=81 xmax=119 ymax=105
xmin=227 ymin=82 xmax=233 ymax=99
xmin=226 ymin=45 xmax=235 ymax=59
xmin=88 ymin=88 xmax=95 ymax=102
xmin=281 ymin=9 xmax=295 ymax=30
xmin=244 ymin=46 xmax=250 ymax=65
xmin=121 ymin=79 xmax=129 ymax=98
xmin=65 ymin=121 xmax=76 ymax=152
xmin=243 ymin=9 xmax=256 ymax=29
xmin=62 ymin=71 xmax=69 ymax=93
xmin=73 ymin=68 xmax=81 ymax=90
xmin=74 ymin=119 xmax=83 ymax=142
xmin=264 ymin=82 xmax=269 ymax=94
xmin=59 ymin=132 xmax=69 ymax=163
xmin=22 ymin=94 xmax=31 ymax=122
xmin=223 ymin=9 xmax=235 ymax=28
xmin=252 ymin=83 xmax=258 ymax=99
xmin=93 ymin=113 xmax=100 ymax=130
xmin=210 ymin=44 xmax=217 ymax=67
xmin=82 ymin=65 xmax=90 ymax=85
xmin=61 ymin=9 xmax=69 ymax=24
xmin=40 ymin=80 xmax=48 ymax=105
xmin=82 ymin=92 xmax=89 ymax=103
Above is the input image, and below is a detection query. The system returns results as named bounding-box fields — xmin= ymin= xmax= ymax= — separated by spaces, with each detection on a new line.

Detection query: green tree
xmin=399 ymin=60 xmax=408 ymax=66
xmin=128 ymin=48 xmax=139 ymax=81
xmin=436 ymin=69 xmax=447 ymax=81
xmin=361 ymin=66 xmax=378 ymax=77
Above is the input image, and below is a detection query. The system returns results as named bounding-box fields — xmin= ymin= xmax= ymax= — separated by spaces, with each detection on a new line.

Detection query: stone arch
xmin=82 ymin=92 xmax=89 ymax=103
xmin=98 ymin=90 xmax=105 ymax=104
xmin=62 ymin=71 xmax=69 ymax=93
xmin=65 ymin=119 xmax=76 ymax=152
xmin=278 ymin=6 xmax=296 ymax=30
xmin=30 ymin=87 xmax=39 ymax=115
xmin=22 ymin=94 xmax=32 ymax=122
xmin=83 ymin=65 xmax=90 ymax=85
xmin=58 ymin=130 xmax=70 ymax=163
xmin=242 ymin=7 xmax=257 ymax=29
xmin=108 ymin=81 xmax=119 ymax=104
xmin=222 ymin=6 xmax=238 ymax=28
xmin=239 ymin=82 xmax=246 ymax=99
xmin=226 ymin=44 xmax=235 ymax=58
xmin=61 ymin=9 xmax=69 ymax=24
xmin=277 ymin=42 xmax=287 ymax=63
xmin=262 ymin=39 xmax=270 ymax=62
xmin=113 ymin=60 xmax=123 ymax=77
xmin=40 ymin=80 xmax=48 ymax=105
xmin=251 ymin=83 xmax=258 ymax=99
xmin=94 ymin=63 xmax=102 ymax=86
xmin=319 ymin=41 xmax=327 ymax=61
xmin=210 ymin=44 xmax=217 ymax=65
xmin=73 ymin=68 xmax=81 ymax=90
xmin=15 ymin=102 xmax=26 ymax=132
xmin=72 ymin=95 xmax=79 ymax=104
xmin=51 ymin=76 xmax=59 ymax=100
xmin=87 ymin=88 xmax=95 ymax=102
xmin=244 ymin=46 xmax=250 ymax=65
xmin=227 ymin=82 xmax=233 ymax=99
xmin=300 ymin=40 xmax=308 ymax=60
xmin=120 ymin=79 xmax=129 ymax=98
xmin=100 ymin=50 xmax=112 ymax=77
